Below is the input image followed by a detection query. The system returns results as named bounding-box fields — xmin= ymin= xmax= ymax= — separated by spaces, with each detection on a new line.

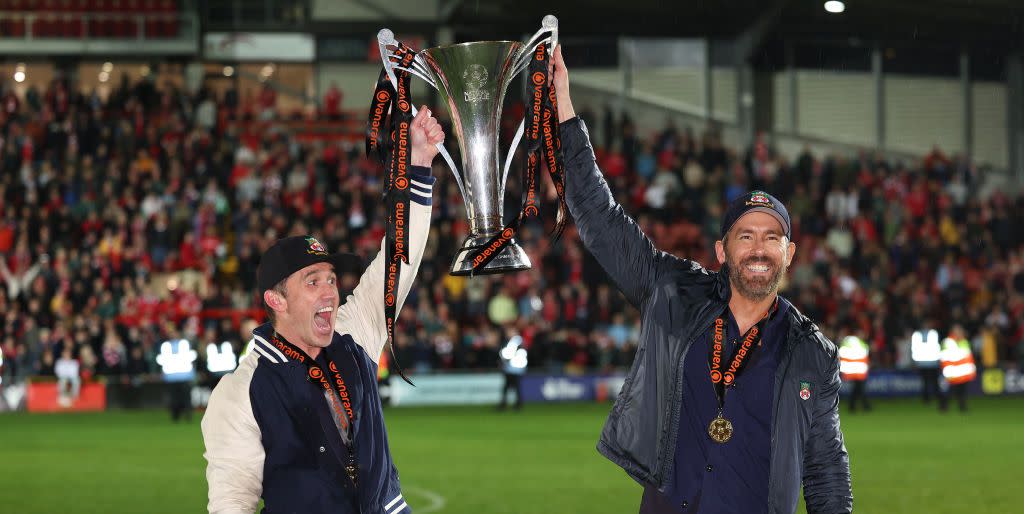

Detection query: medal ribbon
xmin=269 ymin=332 xmax=361 ymax=484
xmin=366 ymin=68 xmax=394 ymax=165
xmin=366 ymin=43 xmax=418 ymax=386
xmin=707 ymin=305 xmax=774 ymax=410
xmin=270 ymin=333 xmax=355 ymax=436
xmin=543 ymin=54 xmax=569 ymax=240
xmin=467 ymin=41 xmax=569 ymax=272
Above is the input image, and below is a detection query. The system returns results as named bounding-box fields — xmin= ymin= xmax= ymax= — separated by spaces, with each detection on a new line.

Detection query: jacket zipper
xmin=657 ymin=305 xmax=722 ymax=492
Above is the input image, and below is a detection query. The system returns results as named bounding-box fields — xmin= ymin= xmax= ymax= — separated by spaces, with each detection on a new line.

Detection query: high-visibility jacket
xmin=839 ymin=335 xmax=869 ymax=381
xmin=499 ymin=335 xmax=528 ymax=375
xmin=912 ymin=329 xmax=941 ymax=369
xmin=940 ymin=337 xmax=977 ymax=385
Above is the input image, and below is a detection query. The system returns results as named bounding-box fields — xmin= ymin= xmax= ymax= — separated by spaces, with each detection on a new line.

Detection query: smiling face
xmin=715 ymin=211 xmax=796 ymax=303
xmin=264 ymin=261 xmax=339 ymax=354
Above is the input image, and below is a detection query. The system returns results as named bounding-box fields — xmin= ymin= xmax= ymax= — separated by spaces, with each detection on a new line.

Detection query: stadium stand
xmin=0 ymin=0 xmax=179 ymax=39
xmin=1 ymin=69 xmax=1023 ymax=390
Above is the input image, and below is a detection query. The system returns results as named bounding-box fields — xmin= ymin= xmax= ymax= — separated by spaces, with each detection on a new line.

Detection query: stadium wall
xmin=573 ymin=65 xmax=1010 ymax=171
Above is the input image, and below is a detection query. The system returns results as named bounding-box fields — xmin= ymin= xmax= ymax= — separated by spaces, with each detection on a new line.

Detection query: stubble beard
xmin=726 ymin=250 xmax=788 ymax=303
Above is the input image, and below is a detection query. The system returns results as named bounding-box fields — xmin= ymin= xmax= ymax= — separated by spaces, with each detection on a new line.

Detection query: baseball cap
xmin=720 ymin=190 xmax=792 ymax=240
xmin=257 ymin=236 xmax=365 ymax=292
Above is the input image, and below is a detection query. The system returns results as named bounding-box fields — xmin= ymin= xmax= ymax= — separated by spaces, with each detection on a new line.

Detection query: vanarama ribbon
xmin=366 ymin=43 xmax=418 ymax=386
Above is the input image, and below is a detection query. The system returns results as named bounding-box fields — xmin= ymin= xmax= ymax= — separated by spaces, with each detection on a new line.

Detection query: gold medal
xmin=346 ymin=463 xmax=359 ymax=486
xmin=708 ymin=415 xmax=733 ymax=443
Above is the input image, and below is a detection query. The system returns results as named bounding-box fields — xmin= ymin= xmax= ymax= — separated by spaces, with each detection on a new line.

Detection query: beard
xmin=726 ymin=250 xmax=788 ymax=302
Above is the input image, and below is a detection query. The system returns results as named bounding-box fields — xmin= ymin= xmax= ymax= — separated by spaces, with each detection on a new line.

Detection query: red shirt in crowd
xmin=904 ymin=184 xmax=929 ymax=219
xmin=851 ymin=215 xmax=878 ymax=243
xmin=602 ymin=151 xmax=627 ymax=179
xmin=199 ymin=232 xmax=222 ymax=257
xmin=259 ymin=86 xmax=277 ymax=111
xmin=178 ymin=238 xmax=199 ymax=270
xmin=324 ymin=85 xmax=342 ymax=118
xmin=0 ymin=222 xmax=13 ymax=253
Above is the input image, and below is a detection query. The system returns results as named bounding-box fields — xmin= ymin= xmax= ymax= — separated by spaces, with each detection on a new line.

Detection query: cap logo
xmin=305 ymin=237 xmax=327 ymax=256
xmin=746 ymin=191 xmax=772 ymax=207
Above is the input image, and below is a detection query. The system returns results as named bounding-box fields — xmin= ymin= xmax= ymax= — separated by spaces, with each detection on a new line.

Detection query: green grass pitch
xmin=1 ymin=396 xmax=1021 ymax=513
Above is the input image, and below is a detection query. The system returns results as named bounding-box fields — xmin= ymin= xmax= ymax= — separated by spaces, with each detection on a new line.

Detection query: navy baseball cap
xmin=257 ymin=236 xmax=365 ymax=292
xmin=720 ymin=190 xmax=792 ymax=240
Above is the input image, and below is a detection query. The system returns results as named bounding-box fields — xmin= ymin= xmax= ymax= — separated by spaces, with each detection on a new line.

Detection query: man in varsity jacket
xmin=201 ymin=107 xmax=444 ymax=514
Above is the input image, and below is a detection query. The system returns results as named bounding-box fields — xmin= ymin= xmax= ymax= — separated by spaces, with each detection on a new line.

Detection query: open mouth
xmin=313 ymin=306 xmax=333 ymax=335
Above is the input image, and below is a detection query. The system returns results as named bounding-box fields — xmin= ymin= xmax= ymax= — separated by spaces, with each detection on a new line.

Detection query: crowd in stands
xmin=2 ymin=69 xmax=1024 ymax=388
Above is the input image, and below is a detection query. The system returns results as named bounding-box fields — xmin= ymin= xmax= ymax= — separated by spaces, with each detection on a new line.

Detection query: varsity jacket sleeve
xmin=561 ymin=117 xmax=677 ymax=309
xmin=802 ymin=344 xmax=854 ymax=513
xmin=201 ymin=354 xmax=264 ymax=514
xmin=336 ymin=165 xmax=434 ymax=364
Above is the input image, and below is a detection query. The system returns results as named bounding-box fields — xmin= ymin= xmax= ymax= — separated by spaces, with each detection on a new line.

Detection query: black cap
xmin=257 ymin=236 xmax=365 ymax=292
xmin=720 ymin=190 xmax=792 ymax=240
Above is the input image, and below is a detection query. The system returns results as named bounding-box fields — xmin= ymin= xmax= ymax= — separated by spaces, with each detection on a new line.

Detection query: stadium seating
xmin=0 ymin=0 xmax=177 ymax=38
xmin=0 ymin=73 xmax=1021 ymax=388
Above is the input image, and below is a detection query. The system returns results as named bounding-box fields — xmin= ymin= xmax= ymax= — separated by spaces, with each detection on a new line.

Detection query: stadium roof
xmin=446 ymin=0 xmax=1024 ymax=50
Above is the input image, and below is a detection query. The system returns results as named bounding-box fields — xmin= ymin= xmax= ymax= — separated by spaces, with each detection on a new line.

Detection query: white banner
xmin=204 ymin=33 xmax=315 ymax=62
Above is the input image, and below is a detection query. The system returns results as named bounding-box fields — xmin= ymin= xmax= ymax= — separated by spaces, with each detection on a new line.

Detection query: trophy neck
xmin=422 ymin=41 xmax=523 ymax=236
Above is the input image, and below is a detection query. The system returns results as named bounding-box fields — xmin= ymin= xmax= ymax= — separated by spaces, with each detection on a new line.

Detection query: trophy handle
xmin=501 ymin=15 xmax=558 ymax=191
xmin=402 ymin=55 xmax=438 ymax=85
xmin=377 ymin=29 xmax=438 ymax=88
xmin=501 ymin=117 xmax=526 ymax=189
xmin=511 ymin=15 xmax=558 ymax=78
xmin=377 ymin=29 xmax=467 ymax=200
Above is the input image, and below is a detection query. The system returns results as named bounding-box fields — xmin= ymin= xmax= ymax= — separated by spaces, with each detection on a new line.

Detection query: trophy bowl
xmin=420 ymin=41 xmax=531 ymax=276
xmin=374 ymin=16 xmax=560 ymax=276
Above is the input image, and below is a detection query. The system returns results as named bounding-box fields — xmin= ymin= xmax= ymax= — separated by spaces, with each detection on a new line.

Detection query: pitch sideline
xmin=404 ymin=485 xmax=446 ymax=512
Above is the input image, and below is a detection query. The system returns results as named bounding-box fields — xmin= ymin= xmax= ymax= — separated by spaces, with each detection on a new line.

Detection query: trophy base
xmin=450 ymin=234 xmax=532 ymax=276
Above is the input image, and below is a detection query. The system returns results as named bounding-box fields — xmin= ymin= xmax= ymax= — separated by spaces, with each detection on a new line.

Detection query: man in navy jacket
xmin=201 ymin=107 xmax=444 ymax=514
xmin=550 ymin=47 xmax=852 ymax=514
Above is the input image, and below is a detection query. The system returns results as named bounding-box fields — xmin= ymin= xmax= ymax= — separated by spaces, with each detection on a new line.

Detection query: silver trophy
xmin=377 ymin=15 xmax=559 ymax=276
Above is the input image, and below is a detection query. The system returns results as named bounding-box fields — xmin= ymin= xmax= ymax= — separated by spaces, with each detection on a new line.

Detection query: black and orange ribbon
xmin=270 ymin=332 xmax=360 ymax=485
xmin=708 ymin=302 xmax=776 ymax=409
xmin=366 ymin=43 xmax=418 ymax=386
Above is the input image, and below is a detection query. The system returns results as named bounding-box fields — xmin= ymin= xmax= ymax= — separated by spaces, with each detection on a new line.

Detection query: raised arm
xmin=553 ymin=46 xmax=676 ymax=308
xmin=335 ymin=170 xmax=433 ymax=364
xmin=336 ymin=106 xmax=443 ymax=363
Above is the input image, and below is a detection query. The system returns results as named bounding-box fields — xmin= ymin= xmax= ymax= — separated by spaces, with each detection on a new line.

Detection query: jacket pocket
xmin=616 ymin=344 xmax=646 ymax=411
